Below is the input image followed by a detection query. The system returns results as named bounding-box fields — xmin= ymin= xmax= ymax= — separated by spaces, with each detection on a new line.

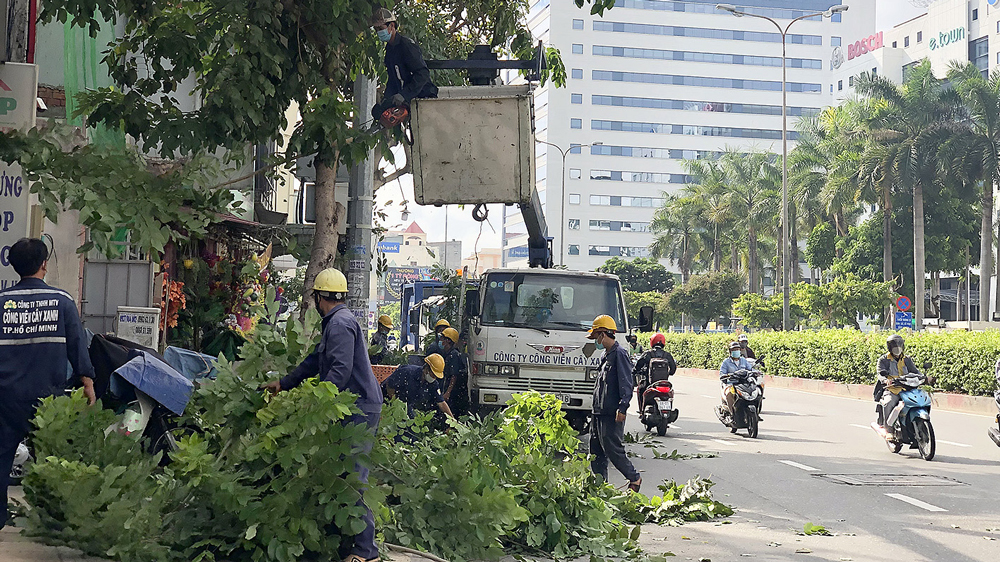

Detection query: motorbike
xmin=871 ymin=372 xmax=936 ymax=461
xmin=988 ymin=389 xmax=1000 ymax=448
xmin=8 ymin=339 xmax=199 ymax=482
xmin=714 ymin=366 xmax=764 ymax=438
xmin=637 ymin=358 xmax=679 ymax=436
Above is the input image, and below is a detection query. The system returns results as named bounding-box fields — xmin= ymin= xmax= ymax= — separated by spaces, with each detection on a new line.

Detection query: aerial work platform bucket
xmin=411 ymin=85 xmax=535 ymax=206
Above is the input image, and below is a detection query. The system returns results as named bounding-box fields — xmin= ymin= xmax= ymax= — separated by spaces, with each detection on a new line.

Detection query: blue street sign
xmin=894 ymin=311 xmax=913 ymax=330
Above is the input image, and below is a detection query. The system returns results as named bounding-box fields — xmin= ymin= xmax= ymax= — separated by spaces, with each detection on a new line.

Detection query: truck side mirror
xmin=637 ymin=306 xmax=654 ymax=332
xmin=465 ymin=289 xmax=480 ymax=318
xmin=408 ymin=309 xmax=420 ymax=336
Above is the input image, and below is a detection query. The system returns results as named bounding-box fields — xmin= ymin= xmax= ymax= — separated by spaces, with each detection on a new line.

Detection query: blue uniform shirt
xmin=0 ymin=278 xmax=94 ymax=403
xmin=720 ymin=356 xmax=753 ymax=379
xmin=383 ymin=364 xmax=443 ymax=413
xmin=281 ymin=304 xmax=383 ymax=415
xmin=592 ymin=340 xmax=634 ymax=416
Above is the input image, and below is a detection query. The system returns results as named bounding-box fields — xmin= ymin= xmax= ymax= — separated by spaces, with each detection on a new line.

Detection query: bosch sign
xmin=847 ymin=32 xmax=883 ymax=61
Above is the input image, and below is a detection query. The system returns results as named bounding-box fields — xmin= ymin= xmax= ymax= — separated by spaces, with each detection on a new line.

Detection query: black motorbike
xmin=989 ymin=390 xmax=1000 ymax=448
xmin=715 ymin=367 xmax=764 ymax=438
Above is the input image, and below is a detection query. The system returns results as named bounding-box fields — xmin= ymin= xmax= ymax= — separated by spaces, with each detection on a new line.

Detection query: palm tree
xmin=854 ymin=61 xmax=963 ymax=327
xmin=948 ymin=62 xmax=1000 ymax=322
xmin=650 ymin=193 xmax=706 ymax=284
xmin=719 ymin=150 xmax=780 ymax=293
xmin=791 ymin=105 xmax=867 ymax=283
xmin=682 ymin=158 xmax=732 ymax=272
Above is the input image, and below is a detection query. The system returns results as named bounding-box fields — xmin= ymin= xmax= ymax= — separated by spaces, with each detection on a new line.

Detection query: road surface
xmin=613 ymin=375 xmax=1000 ymax=561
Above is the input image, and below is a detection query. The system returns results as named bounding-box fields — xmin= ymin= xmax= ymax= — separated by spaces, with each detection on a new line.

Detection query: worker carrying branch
xmin=370 ymin=8 xmax=438 ymax=126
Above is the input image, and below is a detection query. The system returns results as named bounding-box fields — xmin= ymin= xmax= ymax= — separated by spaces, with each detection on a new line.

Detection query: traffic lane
xmin=617 ymin=376 xmax=999 ymax=561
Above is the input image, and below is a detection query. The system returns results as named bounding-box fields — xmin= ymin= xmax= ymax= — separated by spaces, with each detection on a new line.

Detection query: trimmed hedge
xmin=635 ymin=330 xmax=1000 ymax=396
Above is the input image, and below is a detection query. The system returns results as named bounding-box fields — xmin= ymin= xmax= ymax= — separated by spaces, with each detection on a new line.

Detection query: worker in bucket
xmin=370 ymin=7 xmax=438 ymax=124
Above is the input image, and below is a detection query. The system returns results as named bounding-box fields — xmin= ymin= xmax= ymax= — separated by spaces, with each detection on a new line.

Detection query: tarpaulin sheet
xmin=114 ymin=351 xmax=194 ymax=416
xmin=164 ymin=346 xmax=218 ymax=381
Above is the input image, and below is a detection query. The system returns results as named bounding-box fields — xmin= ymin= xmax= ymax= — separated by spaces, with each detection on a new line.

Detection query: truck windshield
xmin=480 ymin=273 xmax=626 ymax=331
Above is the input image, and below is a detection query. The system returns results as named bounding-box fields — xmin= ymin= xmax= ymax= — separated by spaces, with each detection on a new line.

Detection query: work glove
xmin=391 ymin=93 xmax=406 ymax=107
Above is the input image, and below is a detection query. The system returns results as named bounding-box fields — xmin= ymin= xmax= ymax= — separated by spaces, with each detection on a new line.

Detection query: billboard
xmin=381 ymin=266 xmax=435 ymax=302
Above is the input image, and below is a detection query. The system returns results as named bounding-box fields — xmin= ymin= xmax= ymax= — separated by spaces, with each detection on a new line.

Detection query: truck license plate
xmin=555 ymin=393 xmax=572 ymax=404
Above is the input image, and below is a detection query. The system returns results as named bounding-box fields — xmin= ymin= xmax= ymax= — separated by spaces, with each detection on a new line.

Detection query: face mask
xmin=424 ymin=373 xmax=436 ymax=384
xmin=594 ymin=334 xmax=606 ymax=351
xmin=377 ymin=29 xmax=391 ymax=42
xmin=890 ymin=346 xmax=902 ymax=357
xmin=731 ymin=350 xmax=741 ymax=359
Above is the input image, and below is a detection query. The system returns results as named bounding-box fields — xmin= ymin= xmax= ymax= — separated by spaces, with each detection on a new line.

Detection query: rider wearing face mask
xmin=719 ymin=341 xmax=752 ymax=417
xmin=370 ymin=8 xmax=438 ymax=121
xmin=876 ymin=334 xmax=921 ymax=429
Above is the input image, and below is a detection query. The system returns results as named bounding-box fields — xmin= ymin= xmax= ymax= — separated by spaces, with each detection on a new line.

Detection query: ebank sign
xmin=847 ymin=32 xmax=883 ymax=61
xmin=929 ymin=27 xmax=965 ymax=50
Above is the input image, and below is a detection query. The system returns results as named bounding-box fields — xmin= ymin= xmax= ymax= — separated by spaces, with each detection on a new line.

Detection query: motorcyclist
xmin=634 ymin=333 xmax=676 ymax=400
xmin=625 ymin=334 xmax=643 ymax=355
xmin=719 ymin=341 xmax=753 ymax=420
xmin=369 ymin=315 xmax=393 ymax=365
xmin=876 ymin=334 xmax=922 ymax=429
xmin=738 ymin=334 xmax=756 ymax=360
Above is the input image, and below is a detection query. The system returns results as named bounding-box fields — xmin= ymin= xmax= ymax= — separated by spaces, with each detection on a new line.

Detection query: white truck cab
xmin=465 ymin=268 xmax=629 ymax=431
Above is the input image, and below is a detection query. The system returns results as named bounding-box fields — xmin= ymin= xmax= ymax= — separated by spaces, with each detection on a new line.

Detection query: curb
xmin=675 ymin=368 xmax=997 ymax=416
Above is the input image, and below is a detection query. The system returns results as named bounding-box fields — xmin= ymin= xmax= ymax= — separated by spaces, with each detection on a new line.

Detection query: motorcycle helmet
xmin=651 ymin=333 xmax=666 ymax=348
xmin=728 ymin=341 xmax=741 ymax=351
xmin=738 ymin=334 xmax=749 ymax=344
xmin=886 ymin=334 xmax=905 ymax=357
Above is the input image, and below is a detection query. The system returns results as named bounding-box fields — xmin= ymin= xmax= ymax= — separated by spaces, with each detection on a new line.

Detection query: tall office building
xmin=502 ymin=0 xmax=875 ymax=273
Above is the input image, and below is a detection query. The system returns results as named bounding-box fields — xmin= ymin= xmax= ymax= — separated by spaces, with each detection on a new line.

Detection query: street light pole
xmin=717 ymin=4 xmax=847 ymax=331
xmin=536 ymin=139 xmax=603 ymax=266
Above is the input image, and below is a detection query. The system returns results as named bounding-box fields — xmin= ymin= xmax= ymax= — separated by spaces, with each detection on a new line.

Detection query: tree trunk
xmin=982 ymin=175 xmax=995 ymax=322
xmin=748 ymin=228 xmax=758 ymax=294
xmin=302 ymin=152 xmax=345 ymax=316
xmin=790 ymin=206 xmax=800 ymax=284
xmin=774 ymin=223 xmax=782 ymax=295
xmin=913 ymin=181 xmax=926 ymax=329
xmin=883 ymin=187 xmax=894 ymax=325
xmin=713 ymin=223 xmax=721 ymax=272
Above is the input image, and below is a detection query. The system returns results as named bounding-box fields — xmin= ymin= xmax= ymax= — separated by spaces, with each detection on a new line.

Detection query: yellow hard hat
xmin=441 ymin=327 xmax=459 ymax=343
xmin=434 ymin=319 xmax=451 ymax=329
xmin=424 ymin=353 xmax=445 ymax=378
xmin=587 ymin=314 xmax=617 ymax=339
xmin=313 ymin=268 xmax=348 ymax=293
xmin=378 ymin=315 xmax=393 ymax=329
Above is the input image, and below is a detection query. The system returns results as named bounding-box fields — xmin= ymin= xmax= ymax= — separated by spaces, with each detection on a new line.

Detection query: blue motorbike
xmin=872 ymin=373 xmax=935 ymax=461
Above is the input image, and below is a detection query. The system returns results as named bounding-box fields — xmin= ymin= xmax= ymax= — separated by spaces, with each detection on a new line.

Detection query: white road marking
xmin=778 ymin=460 xmax=819 ymax=472
xmin=701 ymin=394 xmax=717 ymax=399
xmin=668 ymin=425 xmax=682 ymax=430
xmin=711 ymin=438 xmax=735 ymax=446
xmin=849 ymin=423 xmax=873 ymax=430
xmin=937 ymin=440 xmax=971 ymax=448
xmin=885 ymin=493 xmax=947 ymax=512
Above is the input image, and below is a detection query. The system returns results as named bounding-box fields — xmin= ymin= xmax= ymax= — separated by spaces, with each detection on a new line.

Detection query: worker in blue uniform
xmin=382 ymin=354 xmax=455 ymax=419
xmin=1 ymin=238 xmax=96 ymax=529
xmin=261 ymin=268 xmax=382 ymax=562
xmin=369 ymin=7 xmax=438 ymax=121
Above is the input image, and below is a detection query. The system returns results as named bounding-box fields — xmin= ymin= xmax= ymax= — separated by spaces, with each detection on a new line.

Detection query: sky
xmin=374 ymin=0 xmax=938 ymax=260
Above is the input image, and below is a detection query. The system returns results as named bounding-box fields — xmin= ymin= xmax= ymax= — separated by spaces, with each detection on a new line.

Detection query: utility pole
xmin=346 ymin=75 xmax=377 ymax=335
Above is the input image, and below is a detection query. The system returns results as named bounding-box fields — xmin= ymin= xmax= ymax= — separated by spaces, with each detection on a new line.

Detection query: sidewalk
xmin=2 ymin=487 xmax=101 ymax=562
